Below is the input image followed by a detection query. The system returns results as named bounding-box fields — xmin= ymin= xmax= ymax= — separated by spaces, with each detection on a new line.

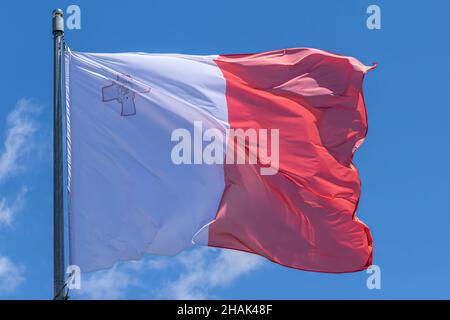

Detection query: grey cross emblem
xmin=102 ymin=74 xmax=151 ymax=116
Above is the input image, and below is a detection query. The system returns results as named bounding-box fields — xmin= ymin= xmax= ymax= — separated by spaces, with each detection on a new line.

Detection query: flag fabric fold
xmin=65 ymin=47 xmax=375 ymax=273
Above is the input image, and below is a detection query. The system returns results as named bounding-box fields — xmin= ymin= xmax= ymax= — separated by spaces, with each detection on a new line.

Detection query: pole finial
xmin=52 ymin=8 xmax=64 ymax=35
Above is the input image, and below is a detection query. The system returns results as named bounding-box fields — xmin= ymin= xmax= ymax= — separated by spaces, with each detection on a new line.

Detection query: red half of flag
xmin=203 ymin=49 xmax=375 ymax=273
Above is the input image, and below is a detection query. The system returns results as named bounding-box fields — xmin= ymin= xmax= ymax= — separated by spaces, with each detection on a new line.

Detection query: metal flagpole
xmin=52 ymin=8 xmax=65 ymax=300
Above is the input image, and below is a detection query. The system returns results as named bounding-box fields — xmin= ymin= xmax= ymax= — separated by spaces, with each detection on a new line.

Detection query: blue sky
xmin=0 ymin=0 xmax=449 ymax=299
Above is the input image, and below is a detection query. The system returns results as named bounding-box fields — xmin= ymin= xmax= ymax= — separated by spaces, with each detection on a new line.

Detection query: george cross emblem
xmin=102 ymin=74 xmax=151 ymax=116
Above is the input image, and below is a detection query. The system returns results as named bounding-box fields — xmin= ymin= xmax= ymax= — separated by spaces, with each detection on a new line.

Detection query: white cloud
xmin=162 ymin=248 xmax=264 ymax=300
xmin=77 ymin=261 xmax=143 ymax=300
xmin=0 ymin=256 xmax=25 ymax=293
xmin=0 ymin=99 xmax=40 ymax=294
xmin=145 ymin=258 xmax=171 ymax=271
xmin=204 ymin=249 xmax=264 ymax=288
xmin=0 ymin=186 xmax=27 ymax=226
xmin=75 ymin=248 xmax=264 ymax=300
xmin=0 ymin=99 xmax=39 ymax=227
xmin=0 ymin=99 xmax=39 ymax=183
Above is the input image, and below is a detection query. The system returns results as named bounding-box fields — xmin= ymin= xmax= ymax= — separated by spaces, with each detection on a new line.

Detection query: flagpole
xmin=52 ymin=8 xmax=65 ymax=300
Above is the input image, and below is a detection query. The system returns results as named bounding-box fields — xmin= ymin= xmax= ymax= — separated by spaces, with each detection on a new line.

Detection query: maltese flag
xmin=65 ymin=48 xmax=375 ymax=273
